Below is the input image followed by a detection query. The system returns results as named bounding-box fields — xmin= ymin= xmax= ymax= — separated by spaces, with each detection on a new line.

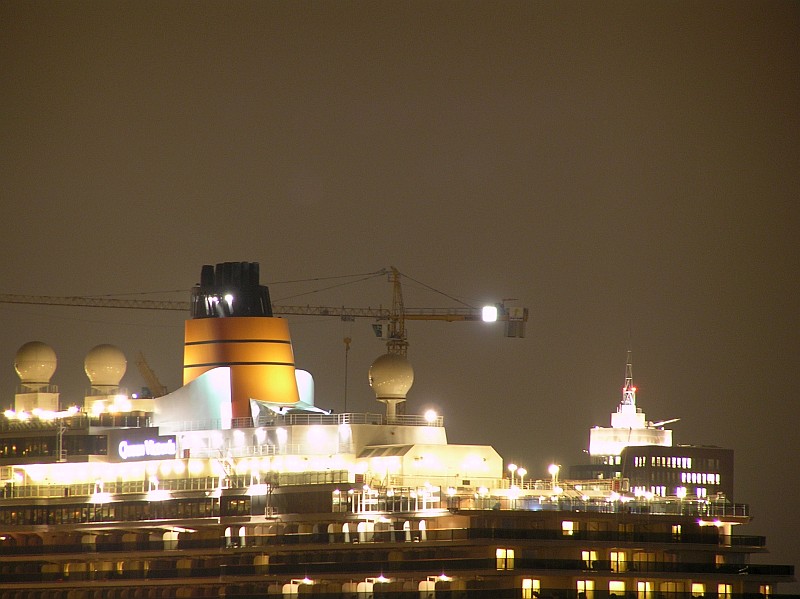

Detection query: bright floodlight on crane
xmin=481 ymin=305 xmax=498 ymax=322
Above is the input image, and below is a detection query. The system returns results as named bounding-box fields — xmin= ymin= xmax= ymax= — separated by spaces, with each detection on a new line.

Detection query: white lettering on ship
xmin=118 ymin=438 xmax=176 ymax=460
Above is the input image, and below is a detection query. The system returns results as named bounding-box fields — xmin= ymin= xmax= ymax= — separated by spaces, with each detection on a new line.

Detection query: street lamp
xmin=548 ymin=464 xmax=560 ymax=489
xmin=508 ymin=463 xmax=517 ymax=487
xmin=517 ymin=467 xmax=527 ymax=489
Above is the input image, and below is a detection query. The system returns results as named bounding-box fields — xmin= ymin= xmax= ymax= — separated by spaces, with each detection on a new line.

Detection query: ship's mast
xmin=622 ymin=348 xmax=636 ymax=406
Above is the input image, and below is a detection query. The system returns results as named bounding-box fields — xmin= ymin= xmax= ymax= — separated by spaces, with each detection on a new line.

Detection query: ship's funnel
xmin=183 ymin=262 xmax=300 ymax=419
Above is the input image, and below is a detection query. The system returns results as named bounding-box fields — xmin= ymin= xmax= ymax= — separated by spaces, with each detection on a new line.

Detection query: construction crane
xmin=0 ymin=267 xmax=528 ymax=357
xmin=135 ymin=352 xmax=168 ymax=397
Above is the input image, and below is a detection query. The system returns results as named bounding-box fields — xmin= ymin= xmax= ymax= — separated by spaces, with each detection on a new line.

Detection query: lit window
xmin=562 ymin=521 xmax=574 ymax=536
xmin=582 ymin=550 xmax=597 ymax=568
xmin=577 ymin=579 xmax=595 ymax=599
xmin=637 ymin=581 xmax=652 ymax=599
xmin=610 ymin=551 xmax=626 ymax=573
xmin=609 ymin=581 xmax=625 ymax=596
xmin=718 ymin=584 xmax=731 ymax=599
xmin=522 ymin=578 xmax=541 ymax=599
xmin=496 ymin=547 xmax=515 ymax=570
xmin=672 ymin=524 xmax=681 ymax=539
xmin=691 ymin=583 xmax=705 ymax=597
xmin=759 ymin=585 xmax=772 ymax=597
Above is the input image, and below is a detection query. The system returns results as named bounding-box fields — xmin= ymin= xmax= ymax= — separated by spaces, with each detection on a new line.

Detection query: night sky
xmin=1 ymin=1 xmax=798 ymax=588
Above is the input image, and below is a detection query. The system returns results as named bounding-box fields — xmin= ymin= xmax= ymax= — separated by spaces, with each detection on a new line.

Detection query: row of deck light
xmin=3 ymin=406 xmax=79 ymax=421
xmin=283 ymin=574 xmax=454 ymax=593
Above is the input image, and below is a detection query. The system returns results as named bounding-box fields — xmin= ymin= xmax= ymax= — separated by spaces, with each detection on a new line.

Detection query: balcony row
xmin=0 ymin=527 xmax=770 ymax=558
xmin=0 ymin=556 xmax=793 ymax=584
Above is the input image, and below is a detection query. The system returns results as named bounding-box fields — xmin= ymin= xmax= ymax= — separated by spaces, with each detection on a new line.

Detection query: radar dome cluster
xmin=368 ymin=352 xmax=414 ymax=400
xmin=13 ymin=342 xmax=128 ymax=390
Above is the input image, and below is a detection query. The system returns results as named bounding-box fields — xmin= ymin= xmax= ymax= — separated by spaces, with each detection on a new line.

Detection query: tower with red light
xmin=589 ymin=349 xmax=674 ymax=458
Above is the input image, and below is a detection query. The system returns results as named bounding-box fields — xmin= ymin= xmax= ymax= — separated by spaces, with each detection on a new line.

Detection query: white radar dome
xmin=14 ymin=341 xmax=57 ymax=385
xmin=84 ymin=344 xmax=127 ymax=388
xmin=368 ymin=353 xmax=414 ymax=400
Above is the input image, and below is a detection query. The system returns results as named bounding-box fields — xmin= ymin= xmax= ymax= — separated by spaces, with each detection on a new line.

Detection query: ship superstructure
xmin=0 ymin=263 xmax=794 ymax=598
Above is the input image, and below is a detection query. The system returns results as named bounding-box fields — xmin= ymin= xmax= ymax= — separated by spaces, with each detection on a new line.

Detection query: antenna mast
xmin=386 ymin=266 xmax=408 ymax=356
xmin=622 ymin=348 xmax=636 ymax=406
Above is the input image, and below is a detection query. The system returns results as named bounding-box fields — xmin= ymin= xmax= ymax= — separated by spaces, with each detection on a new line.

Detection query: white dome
xmin=84 ymin=344 xmax=127 ymax=387
xmin=368 ymin=353 xmax=414 ymax=400
xmin=15 ymin=341 xmax=57 ymax=385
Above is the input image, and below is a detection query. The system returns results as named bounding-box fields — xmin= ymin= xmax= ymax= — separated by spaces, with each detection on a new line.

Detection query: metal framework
xmin=0 ymin=270 xmax=528 ymax=357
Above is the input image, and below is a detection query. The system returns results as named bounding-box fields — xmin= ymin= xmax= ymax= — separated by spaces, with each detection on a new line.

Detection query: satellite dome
xmin=15 ymin=341 xmax=57 ymax=386
xmin=368 ymin=353 xmax=414 ymax=400
xmin=84 ymin=344 xmax=127 ymax=388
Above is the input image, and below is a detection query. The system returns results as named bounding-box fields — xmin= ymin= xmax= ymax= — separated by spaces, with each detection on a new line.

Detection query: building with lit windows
xmin=621 ymin=444 xmax=734 ymax=501
xmin=0 ymin=263 xmax=794 ymax=598
xmin=570 ymin=353 xmax=733 ymax=502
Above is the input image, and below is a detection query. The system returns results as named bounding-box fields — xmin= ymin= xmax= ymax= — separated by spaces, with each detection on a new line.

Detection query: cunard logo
xmin=118 ymin=438 xmax=177 ymax=460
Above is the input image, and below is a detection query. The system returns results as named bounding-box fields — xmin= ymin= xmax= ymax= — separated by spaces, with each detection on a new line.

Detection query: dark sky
xmin=1 ymin=1 xmax=798 ymax=587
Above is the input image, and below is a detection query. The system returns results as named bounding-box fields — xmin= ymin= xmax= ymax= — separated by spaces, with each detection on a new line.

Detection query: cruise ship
xmin=0 ymin=262 xmax=794 ymax=599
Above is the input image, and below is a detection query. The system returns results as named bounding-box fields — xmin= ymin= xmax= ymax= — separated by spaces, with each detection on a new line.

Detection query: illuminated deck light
xmin=247 ymin=483 xmax=270 ymax=496
xmin=146 ymin=490 xmax=171 ymax=502
xmin=89 ymin=492 xmax=112 ymax=504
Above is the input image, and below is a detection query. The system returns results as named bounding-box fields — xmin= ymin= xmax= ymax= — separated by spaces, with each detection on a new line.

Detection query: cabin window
xmin=522 ymin=578 xmax=541 ymax=599
xmin=610 ymin=551 xmax=626 ymax=573
xmin=577 ymin=579 xmax=595 ymax=599
xmin=609 ymin=581 xmax=625 ymax=597
xmin=496 ymin=548 xmax=515 ymax=570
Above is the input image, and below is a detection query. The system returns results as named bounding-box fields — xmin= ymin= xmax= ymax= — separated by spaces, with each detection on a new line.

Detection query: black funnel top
xmin=190 ymin=262 xmax=273 ymax=318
